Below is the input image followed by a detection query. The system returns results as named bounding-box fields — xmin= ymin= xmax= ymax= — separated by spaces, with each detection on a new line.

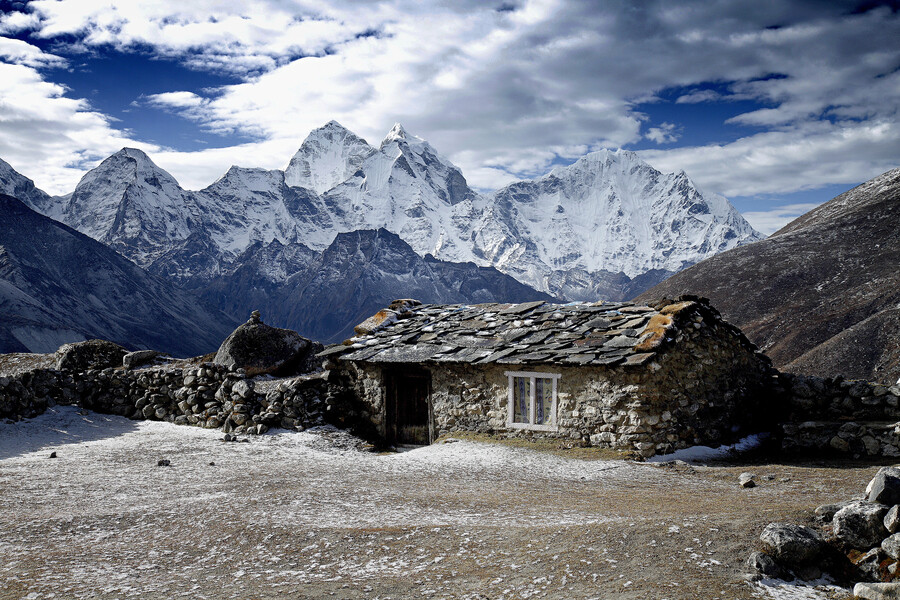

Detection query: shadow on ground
xmin=0 ymin=406 xmax=140 ymax=460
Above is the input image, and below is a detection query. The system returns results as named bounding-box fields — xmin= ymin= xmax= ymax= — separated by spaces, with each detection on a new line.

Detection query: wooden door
xmin=385 ymin=368 xmax=431 ymax=445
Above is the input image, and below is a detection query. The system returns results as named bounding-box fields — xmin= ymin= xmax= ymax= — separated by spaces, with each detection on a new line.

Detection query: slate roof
xmin=320 ymin=298 xmax=701 ymax=368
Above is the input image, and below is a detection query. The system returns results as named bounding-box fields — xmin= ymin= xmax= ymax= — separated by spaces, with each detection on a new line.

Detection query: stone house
xmin=320 ymin=296 xmax=774 ymax=457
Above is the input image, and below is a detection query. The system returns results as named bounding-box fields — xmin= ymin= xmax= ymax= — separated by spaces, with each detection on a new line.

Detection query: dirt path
xmin=0 ymin=407 xmax=877 ymax=599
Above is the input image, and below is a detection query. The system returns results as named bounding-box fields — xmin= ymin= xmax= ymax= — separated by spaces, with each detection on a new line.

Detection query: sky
xmin=0 ymin=1 xmax=898 ymax=234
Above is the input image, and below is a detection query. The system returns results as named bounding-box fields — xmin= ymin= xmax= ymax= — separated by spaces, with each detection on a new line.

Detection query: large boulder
xmin=759 ymin=523 xmax=828 ymax=568
xmin=832 ymin=500 xmax=889 ymax=550
xmin=868 ymin=467 xmax=900 ymax=506
xmin=213 ymin=311 xmax=323 ymax=376
xmin=55 ymin=339 xmax=128 ymax=372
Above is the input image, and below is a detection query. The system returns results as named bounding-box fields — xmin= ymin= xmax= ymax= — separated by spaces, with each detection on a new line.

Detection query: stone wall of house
xmin=0 ymin=363 xmax=331 ymax=436
xmin=619 ymin=307 xmax=775 ymax=456
xmin=779 ymin=372 xmax=900 ymax=457
xmin=341 ymin=302 xmax=775 ymax=457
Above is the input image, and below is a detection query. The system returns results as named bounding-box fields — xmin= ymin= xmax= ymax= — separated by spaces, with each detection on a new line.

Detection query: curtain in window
xmin=514 ymin=376 xmax=530 ymax=423
xmin=535 ymin=377 xmax=552 ymax=425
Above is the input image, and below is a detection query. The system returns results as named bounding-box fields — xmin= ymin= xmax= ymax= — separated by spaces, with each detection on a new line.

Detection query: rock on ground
xmin=759 ymin=523 xmax=827 ymax=567
xmin=853 ymin=582 xmax=900 ymax=600
xmin=55 ymin=339 xmax=127 ymax=372
xmin=213 ymin=311 xmax=322 ymax=376
xmin=122 ymin=349 xmax=161 ymax=369
xmin=832 ymin=500 xmax=889 ymax=550
xmin=868 ymin=467 xmax=900 ymax=506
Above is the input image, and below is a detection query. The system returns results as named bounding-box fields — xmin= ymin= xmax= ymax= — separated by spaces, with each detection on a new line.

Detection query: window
xmin=505 ymin=371 xmax=560 ymax=431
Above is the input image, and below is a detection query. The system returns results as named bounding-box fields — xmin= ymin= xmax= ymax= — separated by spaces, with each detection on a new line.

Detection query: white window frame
xmin=505 ymin=370 xmax=560 ymax=432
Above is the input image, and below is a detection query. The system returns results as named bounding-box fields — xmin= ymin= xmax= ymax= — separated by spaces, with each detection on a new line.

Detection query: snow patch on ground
xmin=752 ymin=577 xmax=846 ymax=600
xmin=647 ymin=433 xmax=768 ymax=463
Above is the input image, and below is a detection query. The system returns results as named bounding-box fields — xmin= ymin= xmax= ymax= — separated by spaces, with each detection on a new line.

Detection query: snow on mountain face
xmin=196 ymin=166 xmax=301 ymax=255
xmin=61 ymin=148 xmax=199 ymax=266
xmin=314 ymin=122 xmax=481 ymax=264
xmin=483 ymin=149 xmax=763 ymax=291
xmin=284 ymin=120 xmax=375 ymax=194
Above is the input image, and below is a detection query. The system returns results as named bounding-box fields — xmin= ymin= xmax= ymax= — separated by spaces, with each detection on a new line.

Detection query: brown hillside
xmin=636 ymin=167 xmax=900 ymax=384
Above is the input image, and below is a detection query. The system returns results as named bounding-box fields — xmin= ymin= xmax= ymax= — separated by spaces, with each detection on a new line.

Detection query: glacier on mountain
xmin=16 ymin=121 xmax=762 ymax=301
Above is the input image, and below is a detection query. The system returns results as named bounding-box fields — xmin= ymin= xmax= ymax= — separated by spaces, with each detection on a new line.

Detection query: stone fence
xmin=778 ymin=372 xmax=900 ymax=457
xmin=5 ymin=352 xmax=900 ymax=457
xmin=0 ymin=362 xmax=336 ymax=437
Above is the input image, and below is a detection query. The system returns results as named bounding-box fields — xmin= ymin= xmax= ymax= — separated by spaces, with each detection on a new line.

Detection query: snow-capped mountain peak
xmin=382 ymin=122 xmax=409 ymax=145
xmin=60 ymin=147 xmax=198 ymax=266
xmin=485 ymin=147 xmax=762 ymax=292
xmin=13 ymin=121 xmax=762 ymax=305
xmin=284 ymin=120 xmax=374 ymax=193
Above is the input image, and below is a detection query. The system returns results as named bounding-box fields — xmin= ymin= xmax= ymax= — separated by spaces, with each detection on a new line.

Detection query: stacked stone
xmin=780 ymin=373 xmax=900 ymax=457
xmin=252 ymin=374 xmax=329 ymax=432
xmin=0 ymin=360 xmax=331 ymax=437
xmin=0 ymin=369 xmax=74 ymax=421
xmin=783 ymin=373 xmax=900 ymax=421
xmin=750 ymin=467 xmax=900 ymax=596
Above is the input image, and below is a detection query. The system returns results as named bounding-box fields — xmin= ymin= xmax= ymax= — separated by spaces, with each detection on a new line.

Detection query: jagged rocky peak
xmin=0 ymin=156 xmax=57 ymax=217
xmin=284 ymin=120 xmax=375 ymax=193
xmin=382 ymin=122 xmax=409 ymax=145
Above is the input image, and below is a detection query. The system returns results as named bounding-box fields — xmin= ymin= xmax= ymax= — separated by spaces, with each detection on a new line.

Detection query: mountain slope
xmin=267 ymin=228 xmax=555 ymax=343
xmin=480 ymin=149 xmax=762 ymax=298
xmin=636 ymin=167 xmax=900 ymax=383
xmin=0 ymin=193 xmax=237 ymax=356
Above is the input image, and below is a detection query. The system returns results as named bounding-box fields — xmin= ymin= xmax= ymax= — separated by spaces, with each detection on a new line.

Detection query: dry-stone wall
xmin=0 ymin=362 xmax=333 ymax=437
xmin=779 ymin=372 xmax=900 ymax=457
xmin=0 ymin=369 xmax=75 ymax=422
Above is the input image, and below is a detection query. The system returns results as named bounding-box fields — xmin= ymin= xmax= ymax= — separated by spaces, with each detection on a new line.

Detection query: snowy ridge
xmin=0 ymin=157 xmax=60 ymax=219
xmin=11 ymin=122 xmax=762 ymax=301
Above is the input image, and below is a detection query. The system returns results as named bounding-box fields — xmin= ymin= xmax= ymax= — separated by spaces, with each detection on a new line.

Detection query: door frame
xmin=383 ymin=366 xmax=433 ymax=445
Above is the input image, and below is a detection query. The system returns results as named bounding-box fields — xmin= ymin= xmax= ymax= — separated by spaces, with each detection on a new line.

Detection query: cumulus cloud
xmin=645 ymin=122 xmax=680 ymax=144
xmin=0 ymin=37 xmax=66 ymax=68
xmin=0 ymin=0 xmax=898 ymax=201
xmin=741 ymin=203 xmax=822 ymax=235
xmin=639 ymin=119 xmax=900 ymax=198
xmin=0 ymin=61 xmax=158 ymax=194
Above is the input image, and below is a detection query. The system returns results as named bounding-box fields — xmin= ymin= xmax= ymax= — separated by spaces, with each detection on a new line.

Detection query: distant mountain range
xmin=10 ymin=121 xmax=760 ymax=298
xmin=638 ymin=167 xmax=900 ymax=384
xmin=0 ymin=121 xmax=761 ymax=347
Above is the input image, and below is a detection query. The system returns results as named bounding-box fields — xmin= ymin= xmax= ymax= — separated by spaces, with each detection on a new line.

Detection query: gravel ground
xmin=0 ymin=407 xmax=877 ymax=600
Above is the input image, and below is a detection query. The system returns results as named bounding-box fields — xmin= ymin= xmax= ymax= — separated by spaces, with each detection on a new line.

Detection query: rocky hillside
xmin=204 ymin=228 xmax=555 ymax=343
xmin=637 ymin=167 xmax=900 ymax=383
xmin=0 ymin=194 xmax=237 ymax=356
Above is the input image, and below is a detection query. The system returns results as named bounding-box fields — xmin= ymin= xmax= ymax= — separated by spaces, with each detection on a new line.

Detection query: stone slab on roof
xmin=322 ymin=298 xmax=718 ymax=368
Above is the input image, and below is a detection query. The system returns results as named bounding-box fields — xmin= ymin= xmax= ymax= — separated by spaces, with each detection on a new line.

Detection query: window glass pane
xmin=535 ymin=378 xmax=553 ymax=425
xmin=512 ymin=376 xmax=530 ymax=423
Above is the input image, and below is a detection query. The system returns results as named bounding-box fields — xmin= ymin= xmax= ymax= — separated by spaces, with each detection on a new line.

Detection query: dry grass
xmin=0 ymin=352 xmax=55 ymax=376
xmin=436 ymin=430 xmax=639 ymax=460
